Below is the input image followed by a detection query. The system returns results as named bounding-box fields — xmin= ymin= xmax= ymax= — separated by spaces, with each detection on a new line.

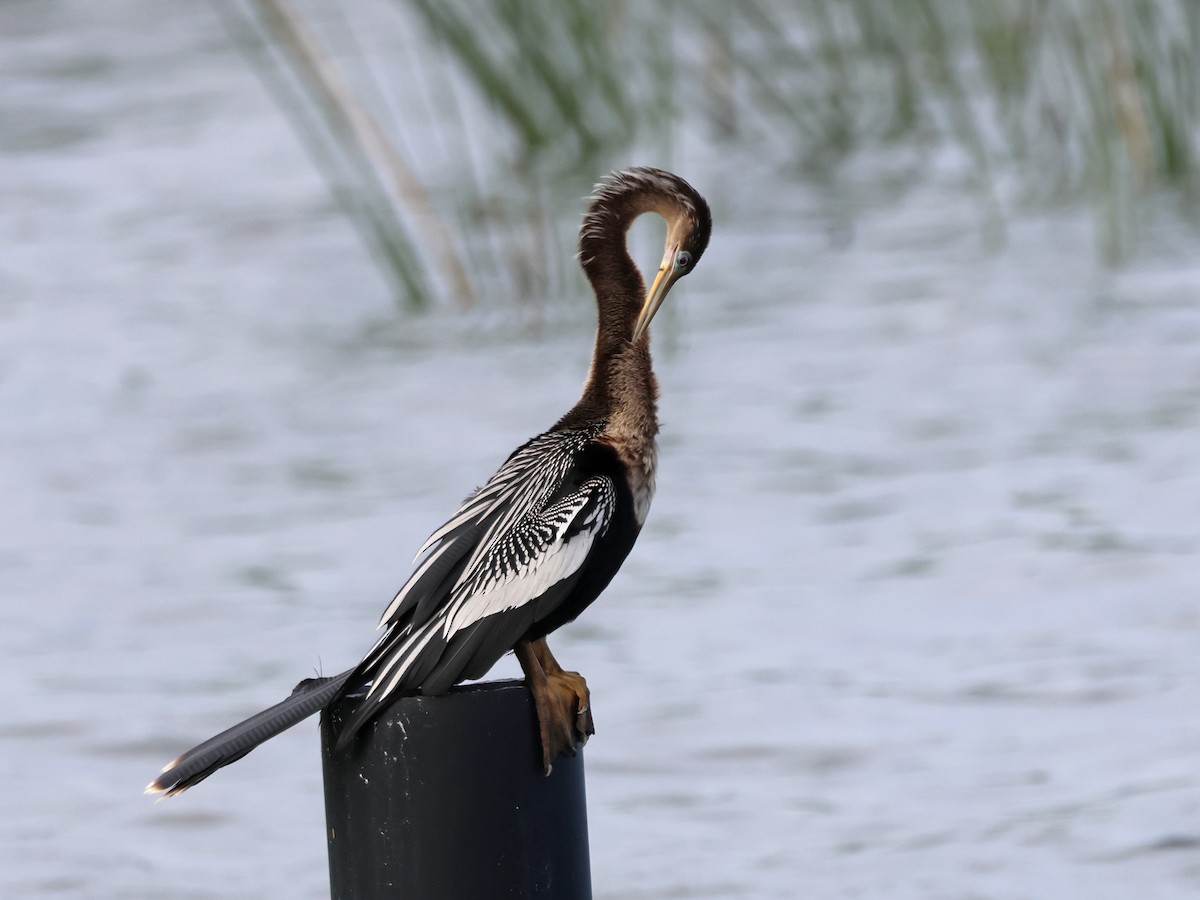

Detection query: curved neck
xmin=571 ymin=187 xmax=675 ymax=422
xmin=557 ymin=167 xmax=709 ymax=442
xmin=561 ymin=167 xmax=711 ymax=435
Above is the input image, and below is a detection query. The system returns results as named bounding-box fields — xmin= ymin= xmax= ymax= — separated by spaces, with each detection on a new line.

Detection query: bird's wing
xmin=376 ymin=425 xmax=601 ymax=630
xmin=335 ymin=471 xmax=616 ymax=746
xmin=443 ymin=473 xmax=617 ymax=636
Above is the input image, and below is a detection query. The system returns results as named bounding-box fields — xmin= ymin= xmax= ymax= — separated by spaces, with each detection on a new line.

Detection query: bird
xmin=147 ymin=166 xmax=712 ymax=796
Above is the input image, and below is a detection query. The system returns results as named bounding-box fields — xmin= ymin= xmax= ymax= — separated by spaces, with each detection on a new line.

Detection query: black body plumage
xmin=148 ymin=167 xmax=711 ymax=796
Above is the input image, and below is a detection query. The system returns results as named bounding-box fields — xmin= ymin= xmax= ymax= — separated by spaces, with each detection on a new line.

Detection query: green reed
xmin=229 ymin=0 xmax=1199 ymax=306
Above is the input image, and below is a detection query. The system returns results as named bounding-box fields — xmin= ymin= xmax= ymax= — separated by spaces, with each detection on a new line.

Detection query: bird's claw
xmin=535 ymin=670 xmax=594 ymax=775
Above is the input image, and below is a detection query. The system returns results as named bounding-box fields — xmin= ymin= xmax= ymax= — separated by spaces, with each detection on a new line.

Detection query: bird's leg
xmin=514 ymin=638 xmax=594 ymax=774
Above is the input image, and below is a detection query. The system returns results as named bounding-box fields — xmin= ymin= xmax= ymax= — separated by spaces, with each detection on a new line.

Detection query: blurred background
xmin=4 ymin=0 xmax=1200 ymax=897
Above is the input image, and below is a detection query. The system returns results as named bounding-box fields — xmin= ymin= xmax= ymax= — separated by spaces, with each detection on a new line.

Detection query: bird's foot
xmin=532 ymin=669 xmax=594 ymax=774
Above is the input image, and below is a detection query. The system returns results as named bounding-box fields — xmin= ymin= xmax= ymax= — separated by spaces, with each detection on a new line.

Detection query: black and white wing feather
xmin=377 ymin=425 xmax=602 ymax=629
xmin=334 ymin=425 xmax=615 ymax=747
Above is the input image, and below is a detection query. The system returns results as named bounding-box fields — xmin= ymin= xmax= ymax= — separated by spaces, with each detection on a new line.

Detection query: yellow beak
xmin=632 ymin=245 xmax=679 ymax=341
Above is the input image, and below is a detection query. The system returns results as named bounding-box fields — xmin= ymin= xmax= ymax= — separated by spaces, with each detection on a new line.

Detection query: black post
xmin=320 ymin=679 xmax=592 ymax=900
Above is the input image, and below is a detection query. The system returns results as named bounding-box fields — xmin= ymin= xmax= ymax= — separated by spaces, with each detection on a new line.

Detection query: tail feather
xmin=146 ymin=669 xmax=355 ymax=797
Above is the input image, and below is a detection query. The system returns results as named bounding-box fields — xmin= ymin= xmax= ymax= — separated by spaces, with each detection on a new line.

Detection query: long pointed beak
xmin=632 ymin=246 xmax=678 ymax=341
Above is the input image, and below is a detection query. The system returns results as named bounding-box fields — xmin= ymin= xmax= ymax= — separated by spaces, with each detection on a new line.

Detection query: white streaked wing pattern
xmin=445 ymin=476 xmax=615 ymax=633
xmin=377 ymin=424 xmax=602 ymax=628
xmin=363 ymin=475 xmax=616 ymax=704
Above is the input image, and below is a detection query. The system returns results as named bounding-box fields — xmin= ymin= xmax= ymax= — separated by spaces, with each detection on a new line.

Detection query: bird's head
xmin=631 ymin=170 xmax=712 ymax=341
xmin=580 ymin=166 xmax=711 ymax=343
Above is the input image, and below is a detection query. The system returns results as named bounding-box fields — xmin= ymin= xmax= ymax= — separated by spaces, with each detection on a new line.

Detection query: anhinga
xmin=147 ymin=167 xmax=712 ymax=796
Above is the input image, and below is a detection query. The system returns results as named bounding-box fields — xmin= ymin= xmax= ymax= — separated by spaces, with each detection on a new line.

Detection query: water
xmin=4 ymin=2 xmax=1200 ymax=897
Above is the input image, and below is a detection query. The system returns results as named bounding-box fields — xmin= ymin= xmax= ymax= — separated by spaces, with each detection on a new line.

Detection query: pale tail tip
xmin=145 ymin=778 xmax=186 ymax=801
xmin=145 ymin=757 xmax=182 ymax=797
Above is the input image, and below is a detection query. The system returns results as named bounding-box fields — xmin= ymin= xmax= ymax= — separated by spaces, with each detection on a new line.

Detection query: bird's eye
xmin=675 ymin=250 xmax=692 ymax=270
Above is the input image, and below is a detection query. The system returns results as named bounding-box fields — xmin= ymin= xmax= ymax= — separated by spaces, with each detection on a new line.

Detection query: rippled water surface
xmin=5 ymin=3 xmax=1200 ymax=898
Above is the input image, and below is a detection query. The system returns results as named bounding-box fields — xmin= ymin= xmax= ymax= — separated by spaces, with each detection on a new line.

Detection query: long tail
xmin=146 ymin=669 xmax=355 ymax=797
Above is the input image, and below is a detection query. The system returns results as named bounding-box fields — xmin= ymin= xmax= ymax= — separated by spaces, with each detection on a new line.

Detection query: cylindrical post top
xmin=321 ymin=679 xmax=591 ymax=900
